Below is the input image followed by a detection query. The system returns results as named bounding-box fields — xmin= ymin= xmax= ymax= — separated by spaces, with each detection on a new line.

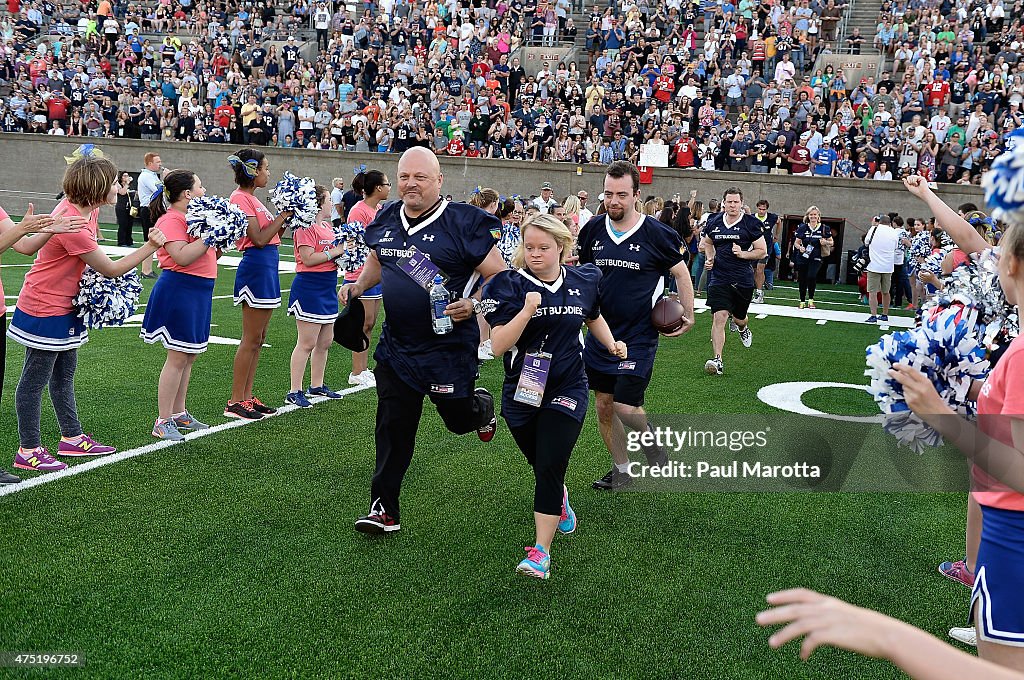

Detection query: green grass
xmin=0 ymin=229 xmax=969 ymax=678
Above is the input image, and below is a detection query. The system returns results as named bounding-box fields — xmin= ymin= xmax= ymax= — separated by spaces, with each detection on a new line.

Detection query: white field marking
xmin=764 ymin=294 xmax=870 ymax=310
xmin=99 ymin=245 xmax=297 ymax=274
xmin=0 ymin=383 xmax=376 ymax=498
xmin=699 ymin=298 xmax=916 ymax=328
xmin=0 ymin=263 xmax=33 ymax=268
xmin=756 ymin=381 xmax=883 ymax=424
xmin=816 ymin=319 xmax=828 ymax=325
xmin=755 ymin=314 xmax=768 ymax=319
xmin=772 ymin=284 xmax=860 ymax=296
xmin=694 ymin=307 xmax=709 ymax=313
xmin=879 ymin=325 xmax=891 ymax=331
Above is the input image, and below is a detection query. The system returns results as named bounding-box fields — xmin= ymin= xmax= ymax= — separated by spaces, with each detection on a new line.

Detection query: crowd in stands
xmin=0 ymin=0 xmax=1021 ymax=182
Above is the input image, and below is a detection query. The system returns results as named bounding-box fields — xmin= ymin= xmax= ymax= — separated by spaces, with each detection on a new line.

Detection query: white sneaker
xmin=348 ymin=372 xmax=363 ymax=386
xmin=948 ymin=626 xmax=976 ymax=647
xmin=729 ymin=318 xmax=739 ymax=333
xmin=753 ymin=290 xmax=764 ymax=304
xmin=704 ymin=357 xmax=724 ymax=375
xmin=478 ymin=344 xmax=494 ymax=361
xmin=358 ymin=370 xmax=376 ymax=386
xmin=739 ymin=326 xmax=752 ymax=348
xmin=483 ymin=339 xmax=492 ymax=353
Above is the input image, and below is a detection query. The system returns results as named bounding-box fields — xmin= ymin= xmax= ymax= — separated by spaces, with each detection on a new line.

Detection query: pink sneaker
xmin=13 ymin=447 xmax=67 ymax=472
xmin=938 ymin=559 xmax=975 ymax=588
xmin=57 ymin=434 xmax=116 ymax=457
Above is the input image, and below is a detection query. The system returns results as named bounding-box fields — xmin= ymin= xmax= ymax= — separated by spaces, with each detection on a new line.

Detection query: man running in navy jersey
xmin=341 ymin=147 xmax=507 ymax=533
xmin=701 ymin=187 xmax=767 ymax=376
xmin=752 ymin=199 xmax=779 ymax=303
xmin=577 ymin=161 xmax=696 ymax=490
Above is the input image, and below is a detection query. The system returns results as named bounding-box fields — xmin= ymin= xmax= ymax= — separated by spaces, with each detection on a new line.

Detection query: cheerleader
xmin=8 ymin=150 xmax=165 ymax=473
xmin=286 ymin=185 xmax=346 ymax=407
xmin=343 ymin=170 xmax=390 ymax=387
xmin=482 ymin=214 xmax=626 ymax=580
xmin=0 ymin=203 xmax=88 ymax=484
xmin=225 ymin=148 xmax=293 ymax=421
xmin=139 ymin=169 xmax=218 ymax=441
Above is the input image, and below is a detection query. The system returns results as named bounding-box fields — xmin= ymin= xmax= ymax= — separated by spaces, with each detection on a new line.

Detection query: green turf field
xmin=0 ymin=226 xmax=967 ymax=678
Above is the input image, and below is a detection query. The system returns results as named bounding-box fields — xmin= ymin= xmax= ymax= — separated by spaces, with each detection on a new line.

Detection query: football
xmin=651 ymin=296 xmax=686 ymax=334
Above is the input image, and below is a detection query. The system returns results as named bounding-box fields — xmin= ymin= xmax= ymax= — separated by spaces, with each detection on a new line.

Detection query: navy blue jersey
xmin=483 ymin=264 xmax=601 ymax=426
xmin=704 ymin=212 xmax=764 ymax=287
xmin=793 ymin=223 xmax=833 ymax=262
xmin=365 ymin=200 xmax=500 ymax=397
xmin=577 ymin=213 xmax=685 ymax=375
xmin=754 ymin=211 xmax=779 ymax=246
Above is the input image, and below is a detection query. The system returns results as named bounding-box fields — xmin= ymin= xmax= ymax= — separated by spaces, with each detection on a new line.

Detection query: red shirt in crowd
xmin=926 ymin=80 xmax=950 ymax=107
xmin=673 ymin=137 xmax=695 ymax=167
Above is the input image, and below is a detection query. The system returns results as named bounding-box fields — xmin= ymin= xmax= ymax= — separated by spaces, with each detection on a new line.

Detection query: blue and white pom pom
xmin=73 ymin=266 xmax=144 ymax=329
xmin=866 ymin=302 xmax=991 ymax=453
xmin=269 ymin=172 xmax=319 ymax=230
xmin=186 ymin=195 xmax=249 ymax=250
xmin=908 ymin=230 xmax=932 ymax=263
xmin=983 ymin=142 xmax=1024 ymax=225
xmin=334 ymin=220 xmax=368 ymax=273
xmin=918 ymin=246 xmax=951 ymax=280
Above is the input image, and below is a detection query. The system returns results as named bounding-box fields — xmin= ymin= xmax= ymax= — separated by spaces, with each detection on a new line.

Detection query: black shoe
xmin=644 ymin=447 xmax=669 ymax=468
xmin=249 ymin=396 xmax=277 ymax=415
xmin=0 ymin=468 xmax=21 ymax=485
xmin=592 ymin=467 xmax=634 ymax=491
xmin=475 ymin=387 xmax=497 ymax=442
xmin=223 ymin=400 xmax=264 ymax=420
xmin=355 ymin=503 xmax=401 ymax=534
xmin=141 ymin=272 xmax=158 ymax=280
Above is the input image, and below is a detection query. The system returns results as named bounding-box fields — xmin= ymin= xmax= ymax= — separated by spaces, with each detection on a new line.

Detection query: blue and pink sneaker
xmin=57 ymin=434 xmax=116 ymax=457
xmin=558 ymin=486 xmax=577 ymax=535
xmin=516 ymin=544 xmax=551 ymax=580
xmin=13 ymin=447 xmax=67 ymax=472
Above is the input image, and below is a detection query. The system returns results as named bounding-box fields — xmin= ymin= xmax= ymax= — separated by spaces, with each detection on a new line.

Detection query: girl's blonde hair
xmin=644 ymin=197 xmax=664 ymax=216
xmin=563 ymin=194 xmax=581 ymax=216
xmin=805 ymin=205 xmax=821 ymax=223
xmin=1003 ymin=222 xmax=1024 ymax=262
xmin=513 ymin=214 xmax=574 ymax=269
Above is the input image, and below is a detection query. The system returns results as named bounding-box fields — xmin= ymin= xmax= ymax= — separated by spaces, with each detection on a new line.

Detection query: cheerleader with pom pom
xmin=226 ymin=149 xmax=293 ymax=422
xmin=285 ymin=185 xmax=347 ymax=407
xmin=139 ymin=170 xmax=219 ymax=441
xmin=8 ymin=149 xmax=166 ymax=473
xmin=342 ymin=170 xmax=390 ymax=388
xmin=0 ymin=203 xmax=89 ymax=485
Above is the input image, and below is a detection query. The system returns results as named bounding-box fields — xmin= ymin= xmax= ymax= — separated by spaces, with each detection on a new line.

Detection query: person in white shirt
xmin=865 ymin=215 xmax=898 ymax=321
xmin=577 ymin=190 xmax=593 ymax=223
xmin=330 ymin=177 xmax=346 ymax=227
xmin=533 ymin=182 xmax=559 ymax=213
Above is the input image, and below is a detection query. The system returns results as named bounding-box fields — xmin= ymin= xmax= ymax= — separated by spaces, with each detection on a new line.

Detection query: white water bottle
xmin=430 ymin=275 xmax=453 ymax=335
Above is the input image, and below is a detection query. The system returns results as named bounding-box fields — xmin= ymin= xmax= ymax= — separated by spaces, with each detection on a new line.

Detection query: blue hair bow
xmin=353 ymin=164 xmax=367 ymax=175
xmin=64 ymin=143 xmax=104 ymax=164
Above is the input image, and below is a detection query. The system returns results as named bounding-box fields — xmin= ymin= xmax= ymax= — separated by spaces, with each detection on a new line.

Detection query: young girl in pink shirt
xmin=285 ymin=185 xmax=346 ymax=408
xmin=8 ymin=152 xmax=165 ymax=473
xmin=140 ymin=169 xmax=219 ymax=440
xmin=225 ymin=148 xmax=293 ymax=421
xmin=0 ymin=203 xmax=88 ymax=484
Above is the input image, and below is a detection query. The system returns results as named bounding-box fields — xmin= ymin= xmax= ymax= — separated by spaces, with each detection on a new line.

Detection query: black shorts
xmin=707 ymin=283 xmax=754 ymax=320
xmin=585 ymin=366 xmax=651 ymax=407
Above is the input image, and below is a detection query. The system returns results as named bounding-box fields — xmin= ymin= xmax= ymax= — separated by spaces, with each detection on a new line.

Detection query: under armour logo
xmin=568 ymin=288 xmax=581 ymax=296
xmin=422 ymin=234 xmax=436 ymax=242
xmin=629 ymin=244 xmax=641 ymax=251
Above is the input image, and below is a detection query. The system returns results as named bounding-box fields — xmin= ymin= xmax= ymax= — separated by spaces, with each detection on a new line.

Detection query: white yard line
xmin=0 ymin=384 xmax=375 ymax=498
xmin=695 ymin=298 xmax=916 ymax=328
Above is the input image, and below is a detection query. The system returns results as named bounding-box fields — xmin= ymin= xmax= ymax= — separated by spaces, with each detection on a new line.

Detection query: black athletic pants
xmin=139 ymin=206 xmax=153 ymax=243
xmin=507 ymin=410 xmax=583 ymax=516
xmin=371 ymin=360 xmax=491 ymax=521
xmin=797 ymin=259 xmax=822 ymax=301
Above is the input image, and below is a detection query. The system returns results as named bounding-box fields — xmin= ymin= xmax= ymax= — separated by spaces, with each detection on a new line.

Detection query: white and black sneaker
xmin=753 ymin=290 xmax=764 ymax=304
xmin=592 ymin=468 xmax=634 ymax=491
xmin=705 ymin=357 xmax=724 ymax=375
xmin=739 ymin=326 xmax=753 ymax=348
xmin=355 ymin=500 xmax=401 ymax=534
xmin=729 ymin=318 xmax=740 ymax=333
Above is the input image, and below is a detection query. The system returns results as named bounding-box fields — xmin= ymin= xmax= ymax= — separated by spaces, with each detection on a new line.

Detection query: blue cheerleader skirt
xmin=234 ymin=245 xmax=281 ymax=309
xmin=344 ymin=275 xmax=382 ymax=300
xmin=7 ymin=308 xmax=88 ymax=351
xmin=970 ymin=505 xmax=1024 ymax=646
xmin=288 ymin=270 xmax=339 ymax=324
xmin=141 ymin=270 xmax=216 ymax=354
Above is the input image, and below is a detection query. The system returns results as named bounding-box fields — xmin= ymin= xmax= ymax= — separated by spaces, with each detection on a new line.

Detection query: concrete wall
xmin=0 ymin=133 xmax=984 ymax=253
